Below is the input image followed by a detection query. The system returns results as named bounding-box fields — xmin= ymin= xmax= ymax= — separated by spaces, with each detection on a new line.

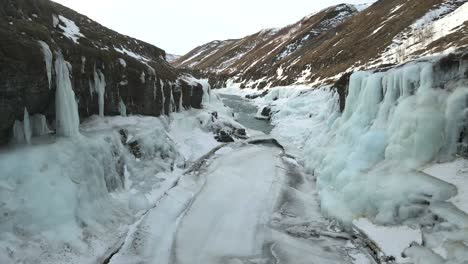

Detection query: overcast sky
xmin=53 ymin=0 xmax=373 ymax=55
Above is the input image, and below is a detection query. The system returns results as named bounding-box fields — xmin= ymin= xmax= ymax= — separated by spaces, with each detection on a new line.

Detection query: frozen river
xmin=219 ymin=94 xmax=273 ymax=134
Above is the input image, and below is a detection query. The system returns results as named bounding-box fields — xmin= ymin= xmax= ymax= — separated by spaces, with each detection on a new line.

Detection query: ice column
xmin=54 ymin=53 xmax=80 ymax=137
xmin=93 ymin=69 xmax=106 ymax=117
xmin=23 ymin=108 xmax=32 ymax=144
xmin=38 ymin=41 xmax=53 ymax=89
xmin=160 ymin=80 xmax=165 ymax=115
xmin=119 ymin=98 xmax=127 ymax=117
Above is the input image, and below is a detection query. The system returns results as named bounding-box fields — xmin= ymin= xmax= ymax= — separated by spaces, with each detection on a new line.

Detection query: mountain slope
xmin=0 ymin=0 xmax=206 ymax=144
xmin=174 ymin=4 xmax=358 ymax=87
xmin=175 ymin=0 xmax=468 ymax=88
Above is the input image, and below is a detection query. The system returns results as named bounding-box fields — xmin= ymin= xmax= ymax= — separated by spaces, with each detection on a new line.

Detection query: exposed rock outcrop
xmin=0 ymin=0 xmax=206 ymax=144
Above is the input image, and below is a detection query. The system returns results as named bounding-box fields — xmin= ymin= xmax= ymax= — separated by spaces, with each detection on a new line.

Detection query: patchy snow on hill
xmin=57 ymin=15 xmax=84 ymax=44
xmin=375 ymin=1 xmax=468 ymax=65
xmin=165 ymin=53 xmax=180 ymax=63
xmin=114 ymin=46 xmax=150 ymax=63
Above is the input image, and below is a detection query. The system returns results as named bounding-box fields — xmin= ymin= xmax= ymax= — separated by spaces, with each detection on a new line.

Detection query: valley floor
xmin=108 ymin=140 xmax=371 ymax=264
xmin=2 ymin=75 xmax=468 ymax=264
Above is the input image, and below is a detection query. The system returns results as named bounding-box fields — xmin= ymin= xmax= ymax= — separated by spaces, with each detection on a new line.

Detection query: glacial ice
xmin=54 ymin=53 xmax=80 ymax=137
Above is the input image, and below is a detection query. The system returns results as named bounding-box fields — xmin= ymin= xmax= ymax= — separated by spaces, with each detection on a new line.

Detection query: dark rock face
xmin=260 ymin=106 xmax=272 ymax=118
xmin=332 ymin=72 xmax=352 ymax=113
xmin=245 ymin=90 xmax=269 ymax=99
xmin=0 ymin=0 xmax=205 ymax=145
xmin=215 ymin=130 xmax=234 ymax=143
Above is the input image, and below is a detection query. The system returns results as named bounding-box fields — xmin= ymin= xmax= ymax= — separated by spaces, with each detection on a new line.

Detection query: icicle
xmin=179 ymin=88 xmax=184 ymax=112
xmin=37 ymin=41 xmax=53 ymax=89
xmin=140 ymin=71 xmax=146 ymax=84
xmin=81 ymin=56 xmax=86 ymax=74
xmin=31 ymin=114 xmax=51 ymax=136
xmin=54 ymin=53 xmax=80 ymax=137
xmin=169 ymin=87 xmax=175 ymax=114
xmin=119 ymin=98 xmax=127 ymax=117
xmin=12 ymin=120 xmax=25 ymax=143
xmin=160 ymin=80 xmax=165 ymax=115
xmin=153 ymin=82 xmax=157 ymax=100
xmin=23 ymin=108 xmax=32 ymax=144
xmin=92 ymin=68 xmax=106 ymax=117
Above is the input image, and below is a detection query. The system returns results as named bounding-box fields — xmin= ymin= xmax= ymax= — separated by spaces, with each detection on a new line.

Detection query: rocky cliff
xmin=0 ymin=0 xmax=206 ymax=145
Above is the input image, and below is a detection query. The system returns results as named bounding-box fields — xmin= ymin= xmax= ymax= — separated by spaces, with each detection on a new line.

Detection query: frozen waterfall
xmin=92 ymin=68 xmax=106 ymax=117
xmin=38 ymin=41 xmax=53 ymax=89
xmin=304 ymin=60 xmax=467 ymax=224
xmin=54 ymin=53 xmax=80 ymax=137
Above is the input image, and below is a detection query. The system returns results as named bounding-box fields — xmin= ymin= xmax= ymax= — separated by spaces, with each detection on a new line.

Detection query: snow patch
xmin=57 ymin=15 xmax=84 ymax=44
xmin=353 ymin=218 xmax=422 ymax=262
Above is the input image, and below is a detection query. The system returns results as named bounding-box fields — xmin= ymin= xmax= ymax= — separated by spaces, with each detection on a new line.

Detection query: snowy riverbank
xmin=216 ymin=57 xmax=468 ymax=263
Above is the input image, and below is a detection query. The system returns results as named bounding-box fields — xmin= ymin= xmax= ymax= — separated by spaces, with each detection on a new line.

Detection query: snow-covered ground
xmin=0 ymin=85 xmax=248 ymax=263
xmin=217 ymin=56 xmax=468 ymax=263
xmin=107 ymin=141 xmax=372 ymax=264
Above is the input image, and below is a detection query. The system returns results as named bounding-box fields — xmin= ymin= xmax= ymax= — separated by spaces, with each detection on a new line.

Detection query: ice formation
xmin=81 ymin=56 xmax=86 ymax=73
xmin=57 ymin=15 xmax=84 ymax=43
xmin=169 ymin=87 xmax=175 ymax=114
xmin=37 ymin=41 xmax=53 ymax=89
xmin=119 ymin=98 xmax=127 ymax=117
xmin=160 ymin=80 xmax=166 ymax=115
xmin=92 ymin=68 xmax=106 ymax=116
xmin=303 ymin=61 xmax=465 ymax=223
xmin=140 ymin=71 xmax=146 ymax=83
xmin=54 ymin=53 xmax=80 ymax=137
xmin=12 ymin=120 xmax=25 ymax=143
xmin=23 ymin=108 xmax=32 ymax=144
xmin=31 ymin=114 xmax=51 ymax=136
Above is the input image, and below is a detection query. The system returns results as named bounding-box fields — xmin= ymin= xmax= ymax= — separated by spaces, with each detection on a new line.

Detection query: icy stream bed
xmin=219 ymin=94 xmax=273 ymax=134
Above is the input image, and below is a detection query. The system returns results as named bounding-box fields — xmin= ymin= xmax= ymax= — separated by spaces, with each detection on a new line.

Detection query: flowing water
xmin=219 ymin=94 xmax=273 ymax=134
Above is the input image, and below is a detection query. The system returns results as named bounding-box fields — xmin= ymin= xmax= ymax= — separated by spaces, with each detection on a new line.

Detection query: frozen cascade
xmin=92 ymin=68 xmax=106 ymax=117
xmin=119 ymin=98 xmax=127 ymax=117
xmin=161 ymin=80 xmax=166 ymax=115
xmin=23 ymin=108 xmax=32 ymax=144
xmin=200 ymin=79 xmax=211 ymax=106
xmin=140 ymin=71 xmax=146 ymax=84
xmin=179 ymin=88 xmax=184 ymax=111
xmin=54 ymin=53 xmax=80 ymax=137
xmin=304 ymin=61 xmax=466 ymax=224
xmin=11 ymin=113 xmax=51 ymax=144
xmin=169 ymin=87 xmax=175 ymax=114
xmin=37 ymin=41 xmax=53 ymax=89
xmin=31 ymin=114 xmax=51 ymax=136
xmin=12 ymin=120 xmax=25 ymax=143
